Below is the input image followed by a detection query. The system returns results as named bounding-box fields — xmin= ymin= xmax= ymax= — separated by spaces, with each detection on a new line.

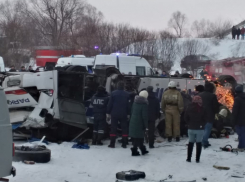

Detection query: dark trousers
xmin=148 ymin=120 xmax=155 ymax=147
xmin=110 ymin=116 xmax=128 ymax=137
xmin=93 ymin=113 xmax=106 ymax=134
xmin=133 ymin=138 xmax=144 ymax=149
xmin=236 ymin=126 xmax=245 ymax=149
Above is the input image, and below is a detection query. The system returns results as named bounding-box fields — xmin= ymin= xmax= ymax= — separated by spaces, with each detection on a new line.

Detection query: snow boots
xmin=97 ymin=133 xmax=103 ymax=146
xmin=92 ymin=133 xmax=97 ymax=145
xmin=168 ymin=137 xmax=172 ymax=142
xmin=121 ymin=137 xmax=128 ymax=148
xmin=196 ymin=142 xmax=202 ymax=163
xmin=108 ymin=136 xmax=116 ymax=148
xmin=176 ymin=137 xmax=180 ymax=142
xmin=140 ymin=145 xmax=149 ymax=155
xmin=186 ymin=142 xmax=194 ymax=162
xmin=92 ymin=133 xmax=103 ymax=145
xmin=187 ymin=142 xmax=202 ymax=163
xmin=131 ymin=148 xmax=140 ymax=156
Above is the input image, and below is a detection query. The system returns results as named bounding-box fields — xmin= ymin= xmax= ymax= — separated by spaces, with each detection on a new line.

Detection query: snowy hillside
xmin=172 ymin=38 xmax=245 ymax=73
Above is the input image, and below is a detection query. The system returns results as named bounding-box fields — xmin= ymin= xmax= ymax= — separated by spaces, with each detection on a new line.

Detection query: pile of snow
xmin=8 ymin=135 xmax=244 ymax=182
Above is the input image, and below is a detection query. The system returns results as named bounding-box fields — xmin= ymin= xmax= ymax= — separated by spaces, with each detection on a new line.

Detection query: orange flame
xmin=215 ymin=84 xmax=234 ymax=111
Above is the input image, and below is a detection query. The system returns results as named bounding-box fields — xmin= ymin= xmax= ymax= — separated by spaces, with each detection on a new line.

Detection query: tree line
xmin=0 ymin=0 xmax=232 ymax=71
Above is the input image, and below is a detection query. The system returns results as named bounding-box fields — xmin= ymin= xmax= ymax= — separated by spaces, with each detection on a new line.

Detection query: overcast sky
xmin=87 ymin=0 xmax=245 ymax=31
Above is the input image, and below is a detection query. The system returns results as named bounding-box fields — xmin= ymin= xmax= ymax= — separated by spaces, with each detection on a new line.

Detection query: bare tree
xmin=155 ymin=31 xmax=178 ymax=72
xmin=209 ymin=19 xmax=232 ymax=39
xmin=25 ymin=0 xmax=88 ymax=46
xmin=168 ymin=11 xmax=188 ymax=38
xmin=191 ymin=19 xmax=212 ymax=38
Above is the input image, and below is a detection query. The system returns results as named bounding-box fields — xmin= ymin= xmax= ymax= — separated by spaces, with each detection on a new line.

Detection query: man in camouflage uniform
xmin=161 ymin=81 xmax=184 ymax=142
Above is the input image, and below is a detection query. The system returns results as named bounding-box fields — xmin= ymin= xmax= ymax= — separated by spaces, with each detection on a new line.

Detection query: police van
xmin=93 ymin=54 xmax=155 ymax=76
xmin=55 ymin=55 xmax=94 ymax=72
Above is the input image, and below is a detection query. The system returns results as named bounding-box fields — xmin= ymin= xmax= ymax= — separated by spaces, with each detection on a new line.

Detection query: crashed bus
xmin=0 ymin=66 xmax=234 ymax=141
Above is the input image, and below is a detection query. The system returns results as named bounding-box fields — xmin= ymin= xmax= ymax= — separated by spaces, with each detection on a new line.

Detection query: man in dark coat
xmin=91 ymin=86 xmax=109 ymax=145
xmin=199 ymin=82 xmax=219 ymax=148
xmin=232 ymin=85 xmax=245 ymax=149
xmin=180 ymin=90 xmax=192 ymax=136
xmin=232 ymin=26 xmax=237 ymax=39
xmin=146 ymin=86 xmax=160 ymax=148
xmin=107 ymin=81 xmax=130 ymax=148
xmin=9 ymin=65 xmax=16 ymax=72
xmin=237 ymin=28 xmax=241 ymax=40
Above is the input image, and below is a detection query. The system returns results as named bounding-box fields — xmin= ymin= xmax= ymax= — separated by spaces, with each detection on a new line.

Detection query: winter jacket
xmin=232 ymin=27 xmax=237 ymax=35
xmin=107 ymin=89 xmax=130 ymax=118
xmin=237 ymin=28 xmax=241 ymax=36
xmin=241 ymin=27 xmax=245 ymax=35
xmin=184 ymin=103 xmax=207 ymax=130
xmin=199 ymin=83 xmax=219 ymax=123
xmin=129 ymin=96 xmax=148 ymax=138
xmin=181 ymin=92 xmax=192 ymax=112
xmin=147 ymin=92 xmax=160 ymax=122
xmin=232 ymin=93 xmax=245 ymax=126
xmin=161 ymin=89 xmax=184 ymax=113
xmin=91 ymin=93 xmax=109 ymax=114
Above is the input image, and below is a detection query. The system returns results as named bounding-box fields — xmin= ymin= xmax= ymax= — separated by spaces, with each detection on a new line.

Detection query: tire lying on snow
xmin=13 ymin=147 xmax=51 ymax=163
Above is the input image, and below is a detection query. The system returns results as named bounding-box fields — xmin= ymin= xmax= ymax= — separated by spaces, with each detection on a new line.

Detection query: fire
xmin=215 ymin=84 xmax=234 ymax=111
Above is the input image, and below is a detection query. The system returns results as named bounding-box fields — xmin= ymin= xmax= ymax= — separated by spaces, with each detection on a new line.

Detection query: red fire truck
xmin=204 ymin=57 xmax=245 ymax=84
xmin=35 ymin=46 xmax=82 ymax=67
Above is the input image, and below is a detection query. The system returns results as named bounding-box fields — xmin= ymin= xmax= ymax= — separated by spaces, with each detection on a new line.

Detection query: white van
xmin=0 ymin=56 xmax=6 ymax=72
xmin=55 ymin=56 xmax=94 ymax=72
xmin=0 ymin=87 xmax=16 ymax=178
xmin=93 ymin=55 xmax=154 ymax=76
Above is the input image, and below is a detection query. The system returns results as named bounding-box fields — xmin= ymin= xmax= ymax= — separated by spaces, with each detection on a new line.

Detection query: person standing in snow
xmin=232 ymin=26 xmax=237 ymax=39
xmin=107 ymin=81 xmax=130 ymax=148
xmin=232 ymin=85 xmax=245 ymax=149
xmin=180 ymin=90 xmax=192 ymax=136
xmin=185 ymin=95 xmax=206 ymax=163
xmin=129 ymin=90 xmax=149 ymax=156
xmin=91 ymin=86 xmax=109 ymax=145
xmin=199 ymin=82 xmax=219 ymax=148
xmin=146 ymin=86 xmax=160 ymax=148
xmin=241 ymin=27 xmax=245 ymax=40
xmin=237 ymin=28 xmax=241 ymax=40
xmin=161 ymin=81 xmax=184 ymax=142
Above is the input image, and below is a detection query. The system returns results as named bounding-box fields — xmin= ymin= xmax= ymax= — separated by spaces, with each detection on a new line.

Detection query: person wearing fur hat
xmin=107 ymin=81 xmax=130 ymax=148
xmin=161 ymin=81 xmax=184 ymax=142
xmin=199 ymin=81 xmax=219 ymax=148
xmin=232 ymin=85 xmax=245 ymax=149
xmin=129 ymin=90 xmax=149 ymax=156
xmin=185 ymin=95 xmax=207 ymax=163
xmin=91 ymin=86 xmax=109 ymax=145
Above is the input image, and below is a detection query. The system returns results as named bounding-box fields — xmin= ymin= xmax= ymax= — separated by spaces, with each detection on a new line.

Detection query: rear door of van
xmin=118 ymin=56 xmax=136 ymax=75
xmin=0 ymin=87 xmax=13 ymax=178
xmin=53 ymin=71 xmax=87 ymax=129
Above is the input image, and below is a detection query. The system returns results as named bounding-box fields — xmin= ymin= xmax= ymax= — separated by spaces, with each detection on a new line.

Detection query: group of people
xmin=9 ymin=65 xmax=33 ymax=72
xmin=91 ymin=79 xmax=245 ymax=163
xmin=232 ymin=26 xmax=245 ymax=40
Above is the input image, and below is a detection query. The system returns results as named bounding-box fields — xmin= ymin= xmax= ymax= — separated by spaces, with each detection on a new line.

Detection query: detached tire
xmin=13 ymin=149 xmax=51 ymax=163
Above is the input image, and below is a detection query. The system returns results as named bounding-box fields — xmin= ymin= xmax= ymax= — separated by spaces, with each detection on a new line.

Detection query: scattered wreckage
xmin=0 ymin=66 xmax=234 ymax=141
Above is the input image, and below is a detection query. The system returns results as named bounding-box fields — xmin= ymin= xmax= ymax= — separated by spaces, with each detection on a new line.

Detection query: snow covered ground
xmin=7 ymin=135 xmax=244 ymax=182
